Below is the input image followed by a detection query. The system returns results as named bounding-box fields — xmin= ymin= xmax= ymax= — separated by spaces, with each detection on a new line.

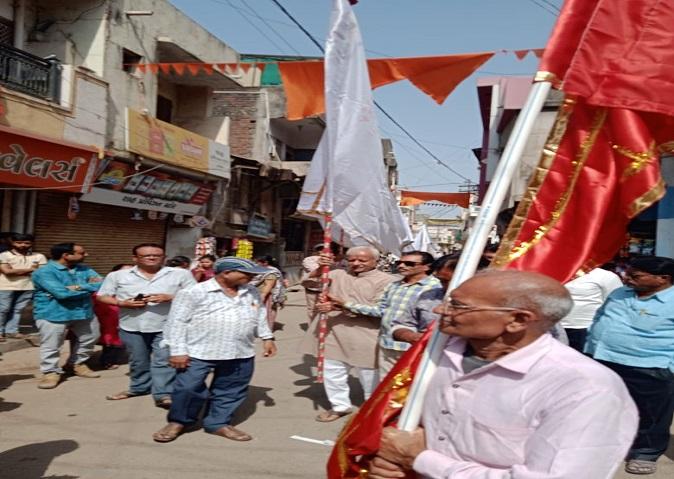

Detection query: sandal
xmin=155 ymin=397 xmax=172 ymax=409
xmin=153 ymin=423 xmax=184 ymax=443
xmin=208 ymin=425 xmax=252 ymax=441
xmin=106 ymin=390 xmax=148 ymax=401
xmin=625 ymin=460 xmax=657 ymax=475
xmin=315 ymin=409 xmax=353 ymax=423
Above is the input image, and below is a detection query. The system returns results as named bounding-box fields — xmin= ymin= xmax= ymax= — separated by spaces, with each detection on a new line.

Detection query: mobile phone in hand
xmin=134 ymin=293 xmax=146 ymax=301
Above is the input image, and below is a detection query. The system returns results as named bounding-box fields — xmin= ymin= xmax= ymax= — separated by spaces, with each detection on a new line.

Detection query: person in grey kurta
xmin=300 ymin=246 xmax=395 ymax=422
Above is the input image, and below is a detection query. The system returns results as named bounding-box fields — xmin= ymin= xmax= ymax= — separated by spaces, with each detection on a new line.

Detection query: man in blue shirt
xmin=585 ymin=256 xmax=674 ymax=475
xmin=32 ymin=243 xmax=102 ymax=389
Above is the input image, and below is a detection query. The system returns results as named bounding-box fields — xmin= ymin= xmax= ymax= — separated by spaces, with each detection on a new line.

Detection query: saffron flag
xmin=296 ymin=0 xmax=411 ymax=254
xmin=493 ymin=0 xmax=674 ymax=283
xmin=327 ymin=327 xmax=432 ymax=478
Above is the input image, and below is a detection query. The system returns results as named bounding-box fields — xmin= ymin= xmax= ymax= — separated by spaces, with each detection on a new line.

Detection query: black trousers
xmin=564 ymin=328 xmax=587 ymax=353
xmin=599 ymin=360 xmax=674 ymax=461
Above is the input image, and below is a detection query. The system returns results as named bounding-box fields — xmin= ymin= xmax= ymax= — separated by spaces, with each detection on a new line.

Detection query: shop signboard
xmin=0 ymin=125 xmax=98 ymax=192
xmin=126 ymin=108 xmax=231 ymax=179
xmin=80 ymin=160 xmax=214 ymax=215
xmin=247 ymin=213 xmax=273 ymax=238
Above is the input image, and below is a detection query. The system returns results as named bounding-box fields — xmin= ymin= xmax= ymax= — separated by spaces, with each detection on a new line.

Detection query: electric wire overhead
xmin=268 ymin=0 xmax=472 ymax=183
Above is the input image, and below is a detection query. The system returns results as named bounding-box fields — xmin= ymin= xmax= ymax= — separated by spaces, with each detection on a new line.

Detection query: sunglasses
xmin=395 ymin=260 xmax=423 ymax=267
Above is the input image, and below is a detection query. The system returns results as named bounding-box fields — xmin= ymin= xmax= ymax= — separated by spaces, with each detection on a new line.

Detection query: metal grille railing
xmin=0 ymin=42 xmax=61 ymax=101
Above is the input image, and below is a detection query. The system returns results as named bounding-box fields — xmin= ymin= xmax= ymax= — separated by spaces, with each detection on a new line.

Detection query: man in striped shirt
xmin=330 ymin=251 xmax=439 ymax=378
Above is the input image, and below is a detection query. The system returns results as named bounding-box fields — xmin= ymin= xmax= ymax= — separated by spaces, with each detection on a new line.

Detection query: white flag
xmin=411 ymin=224 xmax=440 ymax=257
xmin=296 ymin=0 xmax=412 ymax=254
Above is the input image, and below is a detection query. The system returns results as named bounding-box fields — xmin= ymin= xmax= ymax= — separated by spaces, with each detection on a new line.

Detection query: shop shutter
xmin=33 ymin=192 xmax=167 ymax=274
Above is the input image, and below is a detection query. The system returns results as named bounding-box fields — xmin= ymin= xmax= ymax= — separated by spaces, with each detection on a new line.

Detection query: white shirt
xmin=98 ymin=266 xmax=196 ymax=333
xmin=561 ymin=268 xmax=623 ymax=329
xmin=0 ymin=250 xmax=48 ymax=290
xmin=414 ymin=334 xmax=638 ymax=479
xmin=163 ymin=278 xmax=274 ymax=360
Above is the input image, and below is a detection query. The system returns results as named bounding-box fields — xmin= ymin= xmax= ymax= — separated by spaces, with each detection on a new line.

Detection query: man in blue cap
xmin=153 ymin=257 xmax=277 ymax=443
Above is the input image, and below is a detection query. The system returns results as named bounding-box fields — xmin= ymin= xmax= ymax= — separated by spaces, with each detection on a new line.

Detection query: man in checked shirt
xmin=328 ymin=250 xmax=439 ymax=378
xmin=152 ymin=257 xmax=277 ymax=443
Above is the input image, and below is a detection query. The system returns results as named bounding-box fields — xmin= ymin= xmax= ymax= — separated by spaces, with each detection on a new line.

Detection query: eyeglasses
xmin=137 ymin=254 xmax=164 ymax=258
xmin=438 ymin=301 xmax=523 ymax=317
xmin=395 ymin=260 xmax=423 ymax=267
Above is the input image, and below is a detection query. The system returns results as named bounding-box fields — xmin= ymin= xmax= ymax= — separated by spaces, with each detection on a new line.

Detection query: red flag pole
xmin=316 ymin=213 xmax=333 ymax=383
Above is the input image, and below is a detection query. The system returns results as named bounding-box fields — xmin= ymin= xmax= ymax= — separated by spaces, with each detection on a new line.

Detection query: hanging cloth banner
xmin=279 ymin=52 xmax=494 ymax=120
xmin=399 ymin=191 xmax=471 ymax=208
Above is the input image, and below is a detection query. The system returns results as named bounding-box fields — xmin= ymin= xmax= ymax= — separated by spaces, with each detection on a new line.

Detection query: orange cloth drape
xmin=279 ymin=53 xmax=494 ymax=120
xmin=399 ymin=191 xmax=471 ymax=209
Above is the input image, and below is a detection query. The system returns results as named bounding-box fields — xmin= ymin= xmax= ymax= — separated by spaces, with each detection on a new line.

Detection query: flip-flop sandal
xmin=315 ymin=409 xmax=352 ymax=422
xmin=625 ymin=460 xmax=657 ymax=475
xmin=153 ymin=423 xmax=184 ymax=443
xmin=106 ymin=391 xmax=147 ymax=401
xmin=155 ymin=397 xmax=172 ymax=409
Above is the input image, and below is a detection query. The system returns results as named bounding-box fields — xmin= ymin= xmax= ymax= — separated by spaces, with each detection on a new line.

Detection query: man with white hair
xmin=369 ymin=270 xmax=638 ymax=479
xmin=301 ymin=245 xmax=395 ymax=422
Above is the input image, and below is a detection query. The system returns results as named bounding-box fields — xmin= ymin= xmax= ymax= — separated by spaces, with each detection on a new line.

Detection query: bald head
xmin=465 ymin=270 xmax=573 ymax=324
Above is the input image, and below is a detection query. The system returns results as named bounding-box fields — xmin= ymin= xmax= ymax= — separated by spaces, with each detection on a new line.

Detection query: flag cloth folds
xmin=296 ymin=0 xmax=411 ymax=254
xmin=411 ymin=225 xmax=439 ymax=257
xmin=327 ymin=327 xmax=432 ymax=478
xmin=493 ymin=0 xmax=674 ymax=283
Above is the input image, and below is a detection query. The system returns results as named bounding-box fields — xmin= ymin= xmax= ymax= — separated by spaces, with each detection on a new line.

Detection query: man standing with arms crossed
xmin=32 ymin=243 xmax=102 ymax=389
xmin=98 ymin=243 xmax=195 ymax=409
xmin=0 ymin=233 xmax=47 ymax=341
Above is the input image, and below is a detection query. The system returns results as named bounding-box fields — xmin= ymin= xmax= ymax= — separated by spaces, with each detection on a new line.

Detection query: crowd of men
xmin=1 ymin=231 xmax=673 ymax=477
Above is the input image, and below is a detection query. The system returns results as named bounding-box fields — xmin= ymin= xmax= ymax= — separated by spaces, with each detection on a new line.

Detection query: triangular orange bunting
xmin=514 ymin=49 xmax=529 ymax=60
xmin=215 ymin=63 xmax=228 ymax=74
xmin=148 ymin=64 xmax=159 ymax=74
xmin=202 ymin=63 xmax=214 ymax=75
xmin=240 ymin=63 xmax=251 ymax=74
xmin=172 ymin=63 xmax=186 ymax=75
xmin=257 ymin=62 xmax=267 ymax=73
xmin=158 ymin=63 xmax=171 ymax=74
xmin=532 ymin=48 xmax=545 ymax=58
xmin=135 ymin=64 xmax=147 ymax=74
xmin=186 ymin=64 xmax=201 ymax=75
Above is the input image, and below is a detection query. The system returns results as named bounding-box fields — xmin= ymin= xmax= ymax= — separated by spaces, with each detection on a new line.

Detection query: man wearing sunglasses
xmin=328 ymin=251 xmax=438 ymax=378
xmin=369 ymin=270 xmax=637 ymax=479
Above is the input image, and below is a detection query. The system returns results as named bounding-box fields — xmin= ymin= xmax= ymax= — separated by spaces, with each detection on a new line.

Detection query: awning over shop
xmin=0 ymin=124 xmax=99 ymax=192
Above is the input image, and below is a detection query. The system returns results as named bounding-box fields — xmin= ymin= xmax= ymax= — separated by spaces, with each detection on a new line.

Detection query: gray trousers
xmin=36 ymin=319 xmax=100 ymax=374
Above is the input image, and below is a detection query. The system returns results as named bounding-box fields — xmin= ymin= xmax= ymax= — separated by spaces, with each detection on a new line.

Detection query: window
xmin=122 ymin=48 xmax=142 ymax=73
xmin=156 ymin=95 xmax=173 ymax=122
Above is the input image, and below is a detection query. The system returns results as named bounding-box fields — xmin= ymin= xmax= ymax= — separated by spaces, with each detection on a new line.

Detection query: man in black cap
xmin=153 ymin=257 xmax=277 ymax=443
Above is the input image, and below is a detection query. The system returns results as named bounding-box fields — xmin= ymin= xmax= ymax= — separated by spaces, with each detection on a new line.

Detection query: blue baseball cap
xmin=214 ymin=257 xmax=269 ymax=275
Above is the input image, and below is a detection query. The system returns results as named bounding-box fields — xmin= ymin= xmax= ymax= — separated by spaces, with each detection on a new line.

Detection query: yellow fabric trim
xmin=611 ymin=141 xmax=657 ymax=181
xmin=495 ymin=104 xmax=607 ymax=265
xmin=492 ymin=97 xmax=575 ymax=267
xmin=627 ymin=178 xmax=666 ymax=218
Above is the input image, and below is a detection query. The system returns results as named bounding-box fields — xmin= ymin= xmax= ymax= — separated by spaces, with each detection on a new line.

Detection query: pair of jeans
xmin=35 ymin=319 xmax=99 ymax=374
xmin=599 ymin=360 xmax=674 ymax=462
xmin=0 ymin=290 xmax=33 ymax=334
xmin=118 ymin=330 xmax=174 ymax=401
xmin=168 ymin=357 xmax=254 ymax=432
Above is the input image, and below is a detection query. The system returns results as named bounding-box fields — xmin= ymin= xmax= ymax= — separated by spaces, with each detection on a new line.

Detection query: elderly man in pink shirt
xmin=369 ymin=270 xmax=638 ymax=479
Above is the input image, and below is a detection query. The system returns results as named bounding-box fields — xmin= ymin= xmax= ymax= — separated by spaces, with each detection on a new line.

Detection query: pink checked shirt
xmin=414 ymin=334 xmax=638 ymax=478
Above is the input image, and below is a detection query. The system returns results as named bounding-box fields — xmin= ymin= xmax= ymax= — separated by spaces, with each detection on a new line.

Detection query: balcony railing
xmin=0 ymin=43 xmax=61 ymax=102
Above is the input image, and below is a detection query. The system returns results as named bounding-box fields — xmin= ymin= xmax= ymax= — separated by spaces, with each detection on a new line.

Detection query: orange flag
xmin=494 ymin=0 xmax=674 ymax=283
xmin=279 ymin=53 xmax=494 ymax=120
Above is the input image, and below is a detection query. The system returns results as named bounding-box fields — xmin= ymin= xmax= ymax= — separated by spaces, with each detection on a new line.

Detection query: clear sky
xmin=168 ymin=0 xmax=560 ymax=192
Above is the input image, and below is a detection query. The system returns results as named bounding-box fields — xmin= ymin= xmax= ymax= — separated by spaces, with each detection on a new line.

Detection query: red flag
xmin=327 ymin=328 xmax=432 ymax=478
xmin=494 ymin=0 xmax=674 ymax=282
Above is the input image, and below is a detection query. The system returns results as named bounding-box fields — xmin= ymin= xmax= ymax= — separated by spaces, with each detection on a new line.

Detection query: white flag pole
xmin=397 ymin=81 xmax=553 ymax=431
